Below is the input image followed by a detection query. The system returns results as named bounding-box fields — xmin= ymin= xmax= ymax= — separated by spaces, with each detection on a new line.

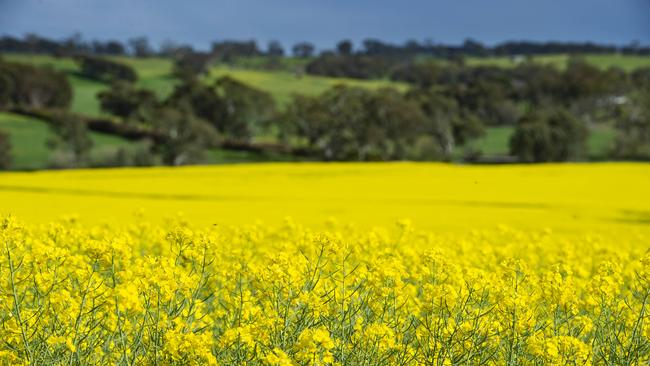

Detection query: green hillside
xmin=206 ymin=66 xmax=407 ymax=105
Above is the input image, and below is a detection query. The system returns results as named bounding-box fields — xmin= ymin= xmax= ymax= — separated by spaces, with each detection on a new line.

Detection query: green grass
xmin=0 ymin=112 xmax=133 ymax=170
xmin=456 ymin=126 xmax=514 ymax=159
xmin=474 ymin=126 xmax=514 ymax=156
xmin=205 ymin=66 xmax=408 ymax=105
xmin=587 ymin=123 xmax=617 ymax=159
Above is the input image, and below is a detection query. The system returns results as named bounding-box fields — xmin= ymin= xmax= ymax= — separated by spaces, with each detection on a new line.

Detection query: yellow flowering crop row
xmin=0 ymin=162 xmax=648 ymax=233
xmin=0 ymin=215 xmax=649 ymax=365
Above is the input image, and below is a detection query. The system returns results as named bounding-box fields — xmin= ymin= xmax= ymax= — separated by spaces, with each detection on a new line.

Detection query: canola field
xmin=0 ymin=163 xmax=650 ymax=365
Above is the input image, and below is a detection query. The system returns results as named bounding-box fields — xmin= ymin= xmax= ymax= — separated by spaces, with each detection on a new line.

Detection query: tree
xmin=211 ymin=40 xmax=260 ymax=62
xmin=159 ymin=40 xmax=194 ymax=58
xmin=105 ymin=40 xmax=126 ymax=55
xmin=129 ymin=37 xmax=153 ymax=57
xmin=631 ymin=68 xmax=650 ymax=90
xmin=0 ymin=130 xmax=10 ymax=170
xmin=0 ymin=60 xmax=72 ymax=109
xmin=173 ymin=52 xmax=215 ymax=80
xmin=614 ymin=92 xmax=650 ymax=160
xmin=406 ymin=88 xmax=484 ymax=156
xmin=462 ymin=38 xmax=487 ymax=57
xmin=280 ymin=85 xmax=441 ymax=161
xmin=91 ymin=39 xmax=126 ymax=55
xmin=267 ymin=40 xmax=285 ymax=57
xmin=47 ymin=114 xmax=94 ymax=168
xmin=292 ymin=42 xmax=315 ymax=58
xmin=77 ymin=55 xmax=137 ymax=83
xmin=167 ymin=77 xmax=275 ymax=141
xmin=390 ymin=62 xmax=440 ymax=87
xmin=336 ymin=40 xmax=353 ymax=55
xmin=510 ymin=108 xmax=588 ymax=162
xmin=150 ymin=105 xmax=218 ymax=166
xmin=305 ymin=54 xmax=390 ymax=79
xmin=212 ymin=76 xmax=276 ymax=141
xmin=98 ymin=81 xmax=158 ymax=123
xmin=0 ymin=70 xmax=13 ymax=108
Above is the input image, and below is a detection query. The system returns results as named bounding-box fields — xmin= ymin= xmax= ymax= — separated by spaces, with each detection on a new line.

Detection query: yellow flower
xmin=264 ymin=348 xmax=294 ymax=366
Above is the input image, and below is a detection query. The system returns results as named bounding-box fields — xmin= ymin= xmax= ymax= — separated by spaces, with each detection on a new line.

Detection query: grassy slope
xmin=587 ymin=123 xmax=617 ymax=159
xmin=0 ymin=112 xmax=133 ymax=170
xmin=107 ymin=56 xmax=178 ymax=98
xmin=460 ymin=126 xmax=514 ymax=157
xmin=206 ymin=66 xmax=407 ymax=106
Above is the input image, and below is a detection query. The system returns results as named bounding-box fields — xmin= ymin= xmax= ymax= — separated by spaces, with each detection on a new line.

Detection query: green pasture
xmin=0 ymin=112 xmax=133 ymax=170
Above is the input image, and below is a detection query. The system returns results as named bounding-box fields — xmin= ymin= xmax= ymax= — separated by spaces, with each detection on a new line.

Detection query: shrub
xmin=46 ymin=113 xmax=94 ymax=168
xmin=77 ymin=55 xmax=137 ymax=83
xmin=614 ymin=92 xmax=650 ymax=160
xmin=0 ymin=60 xmax=72 ymax=109
xmin=510 ymin=107 xmax=588 ymax=162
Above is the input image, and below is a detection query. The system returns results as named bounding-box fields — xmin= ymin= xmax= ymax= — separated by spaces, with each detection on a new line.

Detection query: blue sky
xmin=1 ymin=0 xmax=648 ymax=50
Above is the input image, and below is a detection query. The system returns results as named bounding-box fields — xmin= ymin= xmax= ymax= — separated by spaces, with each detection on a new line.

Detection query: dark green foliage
xmin=211 ymin=40 xmax=260 ymax=62
xmin=47 ymin=113 xmax=94 ymax=168
xmin=406 ymin=88 xmax=485 ymax=155
xmin=305 ymin=55 xmax=392 ymax=79
xmin=393 ymin=63 xmax=534 ymax=128
xmin=280 ymin=85 xmax=467 ymax=161
xmin=0 ymin=60 xmax=72 ymax=109
xmin=166 ymin=77 xmax=275 ymax=141
xmin=614 ymin=92 xmax=650 ymax=160
xmin=631 ymin=68 xmax=650 ymax=90
xmin=292 ymin=42 xmax=315 ymax=58
xmin=150 ymin=106 xmax=218 ymax=166
xmin=77 ymin=55 xmax=137 ymax=83
xmin=390 ymin=62 xmax=441 ymax=88
xmin=336 ymin=40 xmax=353 ymax=56
xmin=128 ymin=37 xmax=153 ymax=57
xmin=560 ymin=58 xmax=627 ymax=101
xmin=510 ymin=108 xmax=588 ymax=162
xmin=267 ymin=41 xmax=285 ymax=57
xmin=98 ymin=81 xmax=158 ymax=123
xmin=0 ymin=130 xmax=11 ymax=170
xmin=212 ymin=76 xmax=276 ymax=140
xmin=173 ymin=52 xmax=215 ymax=80
xmin=0 ymin=70 xmax=13 ymax=108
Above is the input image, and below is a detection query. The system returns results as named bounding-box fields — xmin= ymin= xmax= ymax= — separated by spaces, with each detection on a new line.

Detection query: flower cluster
xmin=0 ymin=215 xmax=649 ymax=365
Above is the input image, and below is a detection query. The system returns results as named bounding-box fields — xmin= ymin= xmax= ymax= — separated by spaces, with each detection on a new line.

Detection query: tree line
xmin=1 ymin=33 xmax=649 ymax=59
